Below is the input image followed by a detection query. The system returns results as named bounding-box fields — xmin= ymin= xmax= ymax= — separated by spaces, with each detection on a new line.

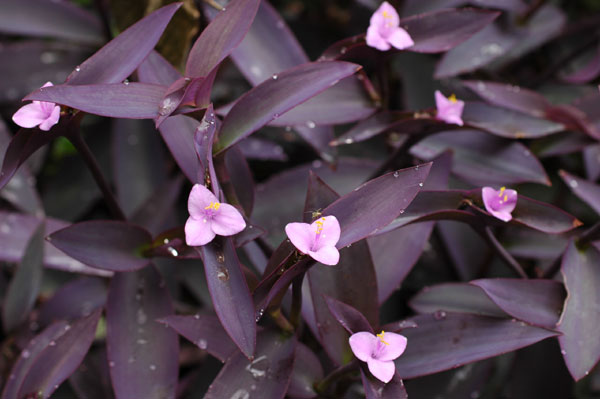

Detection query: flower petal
xmin=285 ymin=222 xmax=314 ymax=254
xmin=366 ymin=25 xmax=391 ymax=51
xmin=188 ymin=184 xmax=218 ymax=218
xmin=309 ymin=246 xmax=340 ymax=266
xmin=434 ymin=90 xmax=449 ymax=112
xmin=377 ymin=1 xmax=400 ymax=28
xmin=38 ymin=105 xmax=61 ymax=131
xmin=388 ymin=27 xmax=414 ymax=50
xmin=211 ymin=203 xmax=246 ymax=236
xmin=367 ymin=358 xmax=396 ymax=383
xmin=377 ymin=332 xmax=407 ymax=361
xmin=349 ymin=332 xmax=377 ymax=362
xmin=185 ymin=217 xmax=216 ymax=246
xmin=482 ymin=187 xmax=499 ymax=211
xmin=312 ymin=215 xmax=340 ymax=249
xmin=12 ymin=103 xmax=49 ymax=128
xmin=501 ymin=189 xmax=518 ymax=212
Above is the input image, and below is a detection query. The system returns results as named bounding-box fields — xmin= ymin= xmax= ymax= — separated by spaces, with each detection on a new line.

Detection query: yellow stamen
xmin=205 ymin=202 xmax=221 ymax=211
xmin=504 ymin=194 xmax=508 ymax=202
xmin=382 ymin=10 xmax=392 ymax=19
xmin=377 ymin=331 xmax=389 ymax=345
xmin=498 ymin=187 xmax=506 ymax=197
xmin=315 ymin=217 xmax=326 ymax=235
xmin=448 ymin=94 xmax=457 ymax=103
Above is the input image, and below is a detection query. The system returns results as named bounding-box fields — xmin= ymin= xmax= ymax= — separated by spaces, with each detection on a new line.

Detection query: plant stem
xmin=481 ymin=226 xmax=528 ymax=278
xmin=66 ymin=128 xmax=126 ymax=220
xmin=314 ymin=361 xmax=359 ymax=394
xmin=578 ymin=221 xmax=600 ymax=246
xmin=289 ymin=272 xmax=305 ymax=330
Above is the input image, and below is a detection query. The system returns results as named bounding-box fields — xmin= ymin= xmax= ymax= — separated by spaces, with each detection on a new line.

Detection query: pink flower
xmin=12 ymin=82 xmax=60 ymax=131
xmin=435 ymin=90 xmax=464 ymax=126
xmin=285 ymin=215 xmax=340 ymax=266
xmin=349 ymin=330 xmax=407 ymax=383
xmin=482 ymin=186 xmax=518 ymax=222
xmin=185 ymin=184 xmax=246 ymax=246
xmin=366 ymin=2 xmax=414 ymax=51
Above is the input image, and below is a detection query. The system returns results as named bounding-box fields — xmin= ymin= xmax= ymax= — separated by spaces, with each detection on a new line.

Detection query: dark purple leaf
xmin=531 ymin=132 xmax=593 ymax=158
xmin=48 ymin=221 xmax=152 ymax=272
xmin=560 ymin=47 xmax=600 ymax=84
xmin=17 ymin=310 xmax=102 ymax=399
xmin=294 ymin=125 xmax=337 ymax=163
xmin=69 ymin=347 xmax=114 ymax=399
xmin=558 ymin=241 xmax=600 ymax=380
xmin=225 ymin=145 xmax=255 ymax=216
xmin=1 ymin=321 xmax=69 ymax=399
xmin=37 ymin=277 xmax=107 ymax=328
xmin=403 ymin=8 xmax=500 ymax=53
xmin=560 ymin=170 xmax=600 ymax=216
xmin=200 ymin=237 xmax=256 ymax=358
xmin=471 ymin=279 xmax=565 ymax=329
xmin=288 ymin=344 xmax=323 ymax=399
xmin=137 ymin=50 xmax=181 ymax=86
xmin=194 ymin=106 xmax=219 ymax=191
xmin=158 ymin=115 xmax=199 ymax=182
xmin=214 ymin=61 xmax=361 ymax=154
xmin=463 ymin=102 xmax=564 ymax=138
xmin=504 ymin=228 xmax=568 ymax=260
xmin=237 ymin=137 xmax=287 ymax=161
xmin=410 ymin=283 xmax=508 ymax=317
xmin=325 ymin=296 xmax=373 ymax=334
xmin=0 ymin=0 xmax=103 ymax=45
xmin=395 ymin=313 xmax=559 ymax=379
xmin=2 ymin=220 xmax=44 ymax=332
xmin=186 ymin=0 xmax=260 ymax=78
xmin=159 ymin=313 xmax=237 ymax=362
xmin=253 ymin=158 xmax=379 ymax=246
xmin=410 ymin=130 xmax=550 ymax=186
xmin=463 ymin=80 xmax=551 ymax=118
xmin=331 ymin=111 xmax=409 ymax=146
xmin=402 ymin=0 xmax=526 ymax=16
xmin=0 ymin=212 xmax=110 ymax=276
xmin=106 ymin=265 xmax=178 ymax=398
xmin=323 ymin=163 xmax=431 ymax=248
xmin=361 ymin=370 xmax=408 ymax=399
xmin=131 ymin=175 xmax=184 ymax=235
xmin=584 ymin=144 xmax=600 ymax=181
xmin=204 ymin=330 xmax=296 ymax=399
xmin=25 ymin=83 xmax=167 ymax=119
xmin=66 ymin=3 xmax=182 ymax=85
xmin=437 ymin=221 xmax=488 ymax=281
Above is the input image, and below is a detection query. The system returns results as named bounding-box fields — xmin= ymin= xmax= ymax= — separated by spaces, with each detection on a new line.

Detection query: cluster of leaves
xmin=0 ymin=0 xmax=600 ymax=398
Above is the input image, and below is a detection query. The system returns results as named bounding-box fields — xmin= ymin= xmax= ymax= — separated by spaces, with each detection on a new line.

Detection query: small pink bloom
xmin=349 ymin=330 xmax=407 ymax=383
xmin=185 ymin=184 xmax=246 ymax=246
xmin=12 ymin=82 xmax=60 ymax=131
xmin=366 ymin=2 xmax=414 ymax=51
xmin=482 ymin=186 xmax=518 ymax=222
xmin=285 ymin=215 xmax=340 ymax=266
xmin=435 ymin=90 xmax=464 ymax=126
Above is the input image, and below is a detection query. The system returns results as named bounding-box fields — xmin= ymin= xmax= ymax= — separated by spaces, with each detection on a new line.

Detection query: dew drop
xmin=163 ymin=238 xmax=169 ymax=244
xmin=74 ymin=66 xmax=81 ymax=72
xmin=340 ymin=46 xmax=347 ymax=54
xmin=272 ymin=74 xmax=278 ymax=80
xmin=197 ymin=339 xmax=208 ymax=349
xmin=344 ymin=138 xmax=354 ymax=144
xmin=569 ymin=180 xmax=578 ymax=188
xmin=276 ymin=20 xmax=285 ymax=29
xmin=306 ymin=120 xmax=316 ymax=129
xmin=109 ymin=361 xmax=115 ymax=367
xmin=123 ymin=79 xmax=129 ymax=85
xmin=561 ymin=349 xmax=567 ymax=355
xmin=216 ymin=252 xmax=225 ymax=263
xmin=230 ymin=389 xmax=250 ymax=399
xmin=419 ymin=182 xmax=424 ymax=187
xmin=137 ymin=339 xmax=148 ymax=345
xmin=40 ymin=51 xmax=58 ymax=64
xmin=22 ymin=350 xmax=31 ymax=359
xmin=137 ymin=308 xmax=148 ymax=325
xmin=48 ymin=340 xmax=56 ymax=346
xmin=217 ymin=267 xmax=230 ymax=282
xmin=167 ymin=247 xmax=179 ymax=257
xmin=393 ymin=171 xmax=400 ymax=178
xmin=194 ymin=314 xmax=200 ymax=320
xmin=255 ymin=308 xmax=265 ymax=322
xmin=149 ymin=364 xmax=157 ymax=371
xmin=433 ymin=310 xmax=447 ymax=320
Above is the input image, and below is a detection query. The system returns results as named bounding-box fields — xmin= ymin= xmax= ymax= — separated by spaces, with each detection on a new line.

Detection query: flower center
xmin=448 ymin=94 xmax=457 ymax=104
xmin=205 ymin=202 xmax=221 ymax=211
xmin=382 ymin=10 xmax=392 ymax=19
xmin=498 ymin=187 xmax=508 ymax=203
xmin=315 ymin=217 xmax=325 ymax=235
xmin=377 ymin=330 xmax=389 ymax=346
xmin=311 ymin=217 xmax=327 ymax=251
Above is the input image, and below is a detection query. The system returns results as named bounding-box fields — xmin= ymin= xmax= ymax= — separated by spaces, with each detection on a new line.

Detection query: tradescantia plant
xmin=1 ymin=0 xmax=600 ymax=397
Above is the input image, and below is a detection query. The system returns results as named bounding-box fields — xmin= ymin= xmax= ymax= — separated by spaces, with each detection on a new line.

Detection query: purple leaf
xmin=69 ymin=347 xmax=115 ymax=399
xmin=0 ymin=0 xmax=103 ymax=45
xmin=463 ymin=80 xmax=551 ymax=118
xmin=159 ymin=313 xmax=237 ymax=362
xmin=462 ymin=102 xmax=564 ymax=138
xmin=560 ymin=170 xmax=600 ymax=216
xmin=66 ymin=3 xmax=182 ymax=85
xmin=106 ymin=265 xmax=178 ymax=398
xmin=48 ymin=221 xmax=152 ymax=272
xmin=294 ymin=125 xmax=337 ymax=163
xmin=0 ymin=212 xmax=110 ymax=276
xmin=17 ymin=310 xmax=102 ymax=399
xmin=323 ymin=163 xmax=431 ymax=248
xmin=1 ymin=321 xmax=69 ymax=399
xmin=361 ymin=370 xmax=408 ymax=399
xmin=471 ymin=279 xmax=565 ymax=329
xmin=558 ymin=241 xmax=600 ymax=380
xmin=410 ymin=129 xmax=550 ymax=186
xmin=237 ymin=137 xmax=287 ymax=161
xmin=193 ymin=105 xmax=219 ymax=191
xmin=131 ymin=176 xmax=185 ymax=235
xmin=288 ymin=344 xmax=323 ymax=399
xmin=37 ymin=277 xmax=107 ymax=328
xmin=200 ymin=237 xmax=256 ymax=358
xmin=186 ymin=0 xmax=260 ymax=78
xmin=410 ymin=283 xmax=508 ymax=317
xmin=2 ymin=220 xmax=44 ymax=332
xmin=403 ymin=8 xmax=500 ymax=53
xmin=214 ymin=61 xmax=361 ymax=154
xmin=225 ymin=145 xmax=255 ymax=216
xmin=560 ymin=47 xmax=600 ymax=84
xmin=158 ymin=115 xmax=200 ymax=182
xmin=137 ymin=50 xmax=181 ymax=86
xmin=584 ymin=144 xmax=600 ymax=181
xmin=402 ymin=0 xmax=527 ymax=16
xmin=204 ymin=330 xmax=296 ymax=399
xmin=395 ymin=313 xmax=559 ymax=379
xmin=437 ymin=221 xmax=488 ymax=281
xmin=304 ymin=173 xmax=378 ymax=364
xmin=24 ymin=83 xmax=167 ymax=119
xmin=325 ymin=296 xmax=373 ymax=334
xmin=331 ymin=111 xmax=410 ymax=146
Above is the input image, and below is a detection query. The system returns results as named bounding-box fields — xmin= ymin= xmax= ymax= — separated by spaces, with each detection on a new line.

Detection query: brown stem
xmin=480 ymin=226 xmax=528 ymax=278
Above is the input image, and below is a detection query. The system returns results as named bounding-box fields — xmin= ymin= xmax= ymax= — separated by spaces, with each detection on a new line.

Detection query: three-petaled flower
xmin=285 ymin=215 xmax=340 ymax=266
xmin=366 ymin=1 xmax=414 ymax=51
xmin=185 ymin=184 xmax=246 ymax=246
xmin=482 ymin=186 xmax=518 ymax=222
xmin=349 ymin=330 xmax=407 ymax=383
xmin=435 ymin=90 xmax=464 ymax=126
xmin=12 ymin=82 xmax=60 ymax=131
